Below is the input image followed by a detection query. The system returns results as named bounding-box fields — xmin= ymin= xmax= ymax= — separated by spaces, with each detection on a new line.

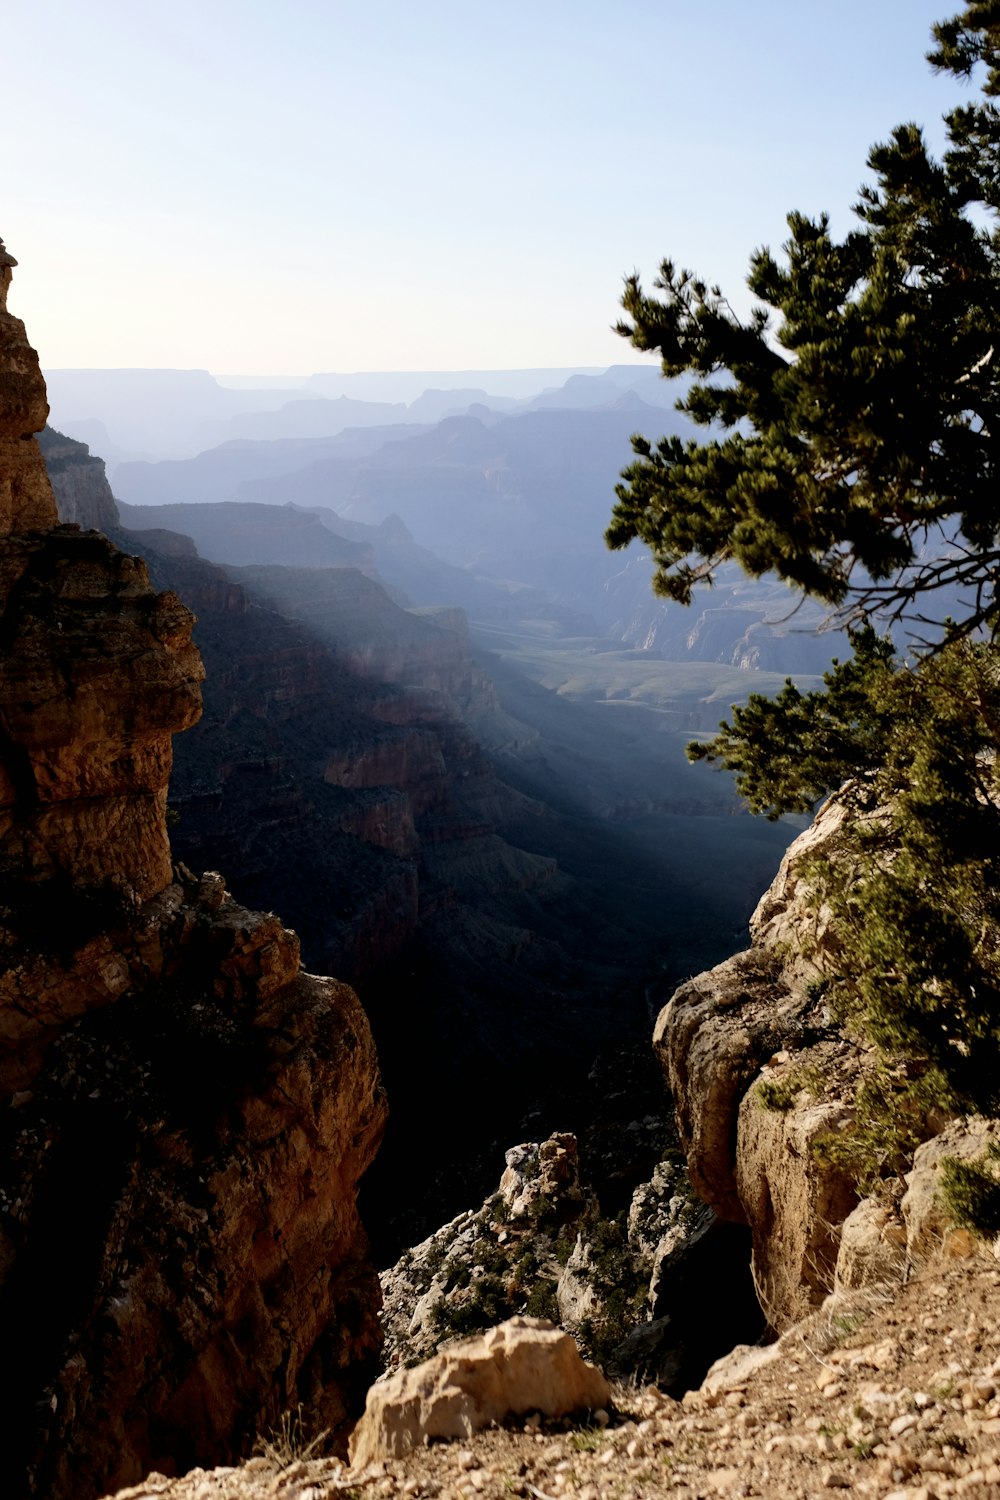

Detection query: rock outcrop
xmin=39 ymin=425 xmax=120 ymax=532
xmin=4 ymin=876 xmax=386 ymax=1499
xmin=348 ymin=1317 xmax=610 ymax=1468
xmin=651 ymin=789 xmax=1000 ymax=1331
xmin=98 ymin=1254 xmax=1000 ymax=1500
xmin=0 ymin=241 xmax=387 ymax=1499
xmin=0 ymin=238 xmax=59 ymax=532
xmin=652 ymin=797 xmax=865 ymax=1330
xmin=0 ymin=527 xmax=203 ymax=903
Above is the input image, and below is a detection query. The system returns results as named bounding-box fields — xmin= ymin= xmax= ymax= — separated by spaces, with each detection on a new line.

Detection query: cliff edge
xmin=0 ymin=240 xmax=386 ymax=1499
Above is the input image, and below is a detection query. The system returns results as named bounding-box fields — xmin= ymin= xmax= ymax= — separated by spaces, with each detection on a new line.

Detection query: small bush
xmin=525 ymin=1280 xmax=560 ymax=1321
xmin=810 ymin=1063 xmax=936 ymax=1192
xmin=253 ymin=1405 xmax=328 ymax=1467
xmin=755 ymin=1064 xmax=824 ymax=1113
xmin=940 ymin=1145 xmax=1000 ymax=1238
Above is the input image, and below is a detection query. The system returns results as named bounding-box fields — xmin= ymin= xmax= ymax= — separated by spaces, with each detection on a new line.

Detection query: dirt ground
xmin=105 ymin=1252 xmax=1000 ymax=1500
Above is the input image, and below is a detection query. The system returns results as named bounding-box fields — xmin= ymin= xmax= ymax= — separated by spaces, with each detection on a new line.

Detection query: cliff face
xmin=3 ymin=877 xmax=385 ymax=1499
xmin=0 ymin=243 xmax=58 ymax=532
xmin=651 ymin=797 xmax=909 ymax=1331
xmin=0 ymin=241 xmax=386 ymax=1499
xmin=38 ymin=426 xmax=120 ymax=531
xmin=0 ymin=528 xmax=203 ymax=903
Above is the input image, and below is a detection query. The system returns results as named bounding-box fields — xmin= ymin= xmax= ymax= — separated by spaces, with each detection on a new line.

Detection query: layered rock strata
xmin=3 ymin=875 xmax=386 ymax=1499
xmin=38 ymin=425 xmax=120 ymax=532
xmin=0 ymin=527 xmax=203 ymax=902
xmin=0 ymin=239 xmax=59 ymax=532
xmin=0 ymin=241 xmax=387 ymax=1499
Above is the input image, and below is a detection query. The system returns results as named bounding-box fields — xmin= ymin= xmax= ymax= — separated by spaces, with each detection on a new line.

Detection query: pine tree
xmin=610 ymin=6 xmax=1000 ymax=1150
xmin=608 ymin=5 xmax=1000 ymax=639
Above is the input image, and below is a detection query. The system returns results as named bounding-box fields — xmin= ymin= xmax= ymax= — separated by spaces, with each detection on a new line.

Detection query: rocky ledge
xmin=3 ymin=873 xmax=386 ymax=1499
xmin=0 ymin=238 xmax=387 ymax=1500
xmin=102 ymin=1255 xmax=1000 ymax=1499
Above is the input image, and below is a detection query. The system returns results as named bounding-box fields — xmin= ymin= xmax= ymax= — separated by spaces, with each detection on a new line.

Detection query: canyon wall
xmin=652 ymin=798 xmax=873 ymax=1330
xmin=0 ymin=240 xmax=386 ymax=1499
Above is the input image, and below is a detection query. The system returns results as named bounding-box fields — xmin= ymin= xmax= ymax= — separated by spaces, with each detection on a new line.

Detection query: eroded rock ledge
xmin=652 ymin=798 xmax=868 ymax=1330
xmin=2 ymin=874 xmax=386 ymax=1499
xmin=0 ymin=238 xmax=388 ymax=1499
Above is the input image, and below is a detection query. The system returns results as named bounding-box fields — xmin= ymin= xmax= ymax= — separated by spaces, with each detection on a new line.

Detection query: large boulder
xmin=348 ymin=1317 xmax=609 ymax=1468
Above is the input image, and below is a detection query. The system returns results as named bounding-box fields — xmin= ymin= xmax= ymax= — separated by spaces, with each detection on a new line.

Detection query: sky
xmin=4 ymin=0 xmax=963 ymax=377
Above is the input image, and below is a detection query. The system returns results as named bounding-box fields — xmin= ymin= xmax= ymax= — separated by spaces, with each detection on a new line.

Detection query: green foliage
xmin=686 ymin=627 xmax=898 ymax=819
xmin=695 ymin=631 xmax=1000 ymax=1120
xmin=814 ymin=643 xmax=1000 ymax=1116
xmin=608 ymin=6 xmax=1000 ymax=638
xmin=610 ymin=7 xmax=1000 ymax=1182
xmin=441 ymin=1254 xmax=472 ymax=1293
xmin=811 ymin=1063 xmax=940 ymax=1190
xmin=524 ymin=1280 xmax=560 ymax=1321
xmin=940 ymin=1144 xmax=1000 ymax=1237
xmin=431 ymin=1273 xmax=511 ymax=1337
xmin=576 ymin=1211 xmax=649 ymax=1368
xmin=569 ymin=1425 xmax=606 ymax=1453
xmin=755 ymin=1064 xmax=824 ymax=1113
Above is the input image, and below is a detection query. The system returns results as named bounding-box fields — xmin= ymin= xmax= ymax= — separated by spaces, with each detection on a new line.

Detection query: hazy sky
xmin=6 ymin=0 xmax=960 ymax=376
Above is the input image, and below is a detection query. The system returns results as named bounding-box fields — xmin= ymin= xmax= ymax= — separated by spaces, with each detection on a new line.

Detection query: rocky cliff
xmin=35 ymin=440 xmax=683 ymax=1257
xmin=649 ymin=789 xmax=999 ymax=1337
xmin=0 ymin=241 xmax=59 ymax=532
xmin=37 ymin=426 xmax=119 ymax=532
xmin=0 ymin=239 xmax=386 ymax=1499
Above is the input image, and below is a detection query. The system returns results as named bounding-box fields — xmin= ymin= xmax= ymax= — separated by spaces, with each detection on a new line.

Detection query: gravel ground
xmin=106 ymin=1255 xmax=1000 ymax=1500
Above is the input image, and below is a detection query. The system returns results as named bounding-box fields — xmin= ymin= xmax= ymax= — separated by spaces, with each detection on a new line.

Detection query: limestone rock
xmin=499 ymin=1132 xmax=582 ymax=1221
xmin=835 ymin=1193 xmax=908 ymax=1294
xmin=0 ymin=527 xmax=203 ymax=901
xmin=902 ymin=1118 xmax=1000 ymax=1264
xmin=652 ymin=796 xmax=871 ymax=1331
xmin=748 ymin=795 xmax=851 ymax=987
xmin=0 ymin=238 xmax=59 ymax=531
xmin=379 ymin=1134 xmax=594 ymax=1374
xmin=41 ymin=424 xmax=121 ymax=532
xmin=348 ymin=1317 xmax=609 ymax=1468
xmin=555 ymin=1236 xmax=599 ymax=1331
xmin=627 ymin=1157 xmax=693 ymax=1260
xmin=735 ymin=1046 xmax=859 ymax=1328
xmin=653 ymin=947 xmax=813 ymax=1221
xmin=701 ymin=1338 xmax=783 ymax=1396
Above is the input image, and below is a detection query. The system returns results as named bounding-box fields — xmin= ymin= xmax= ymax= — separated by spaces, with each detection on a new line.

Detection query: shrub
xmin=940 ymin=1145 xmax=1000 ymax=1238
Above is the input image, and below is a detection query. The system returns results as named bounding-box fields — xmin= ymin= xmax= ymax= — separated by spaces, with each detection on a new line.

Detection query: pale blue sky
xmin=5 ymin=0 xmax=958 ymax=374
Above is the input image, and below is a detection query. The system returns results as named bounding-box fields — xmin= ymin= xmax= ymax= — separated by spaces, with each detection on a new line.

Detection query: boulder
xmin=498 ymin=1132 xmax=582 ymax=1222
xmin=735 ymin=1044 xmax=859 ymax=1329
xmin=902 ymin=1117 xmax=1000 ymax=1264
xmin=348 ymin=1317 xmax=609 ymax=1468
xmin=834 ymin=1194 xmax=908 ymax=1294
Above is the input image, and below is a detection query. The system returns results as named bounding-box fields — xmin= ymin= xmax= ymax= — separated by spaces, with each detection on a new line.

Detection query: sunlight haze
xmin=8 ymin=0 xmax=952 ymax=373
